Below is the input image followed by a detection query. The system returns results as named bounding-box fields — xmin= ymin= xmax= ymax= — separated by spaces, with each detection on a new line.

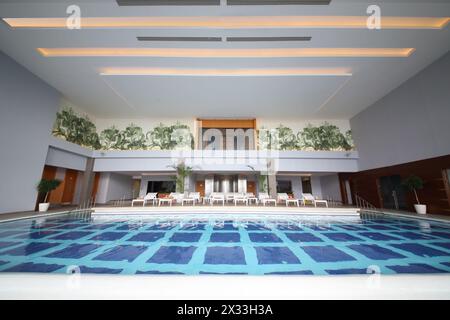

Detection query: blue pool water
xmin=0 ymin=212 xmax=449 ymax=275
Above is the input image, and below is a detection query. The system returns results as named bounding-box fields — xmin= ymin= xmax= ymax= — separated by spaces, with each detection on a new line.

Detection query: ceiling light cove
xmin=4 ymin=16 xmax=449 ymax=30
xmin=227 ymin=0 xmax=331 ymax=4
xmin=137 ymin=36 xmax=222 ymax=42
xmin=99 ymin=67 xmax=353 ymax=76
xmin=226 ymin=36 xmax=311 ymax=42
xmin=37 ymin=48 xmax=415 ymax=58
xmin=116 ymin=0 xmax=220 ymax=5
xmin=117 ymin=0 xmax=332 ymax=5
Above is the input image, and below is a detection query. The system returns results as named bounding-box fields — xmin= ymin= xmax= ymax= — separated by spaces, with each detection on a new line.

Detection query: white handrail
xmin=355 ymin=194 xmax=382 ymax=213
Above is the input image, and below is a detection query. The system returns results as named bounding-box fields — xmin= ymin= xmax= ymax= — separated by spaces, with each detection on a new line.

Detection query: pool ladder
xmin=114 ymin=195 xmax=128 ymax=207
xmin=355 ymin=194 xmax=382 ymax=215
xmin=66 ymin=197 xmax=96 ymax=220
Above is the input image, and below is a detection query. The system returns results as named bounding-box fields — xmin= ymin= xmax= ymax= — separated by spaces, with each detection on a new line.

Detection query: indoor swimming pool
xmin=0 ymin=212 xmax=449 ymax=275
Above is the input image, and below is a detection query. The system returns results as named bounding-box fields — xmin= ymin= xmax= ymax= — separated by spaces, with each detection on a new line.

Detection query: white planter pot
xmin=39 ymin=203 xmax=50 ymax=212
xmin=414 ymin=204 xmax=427 ymax=215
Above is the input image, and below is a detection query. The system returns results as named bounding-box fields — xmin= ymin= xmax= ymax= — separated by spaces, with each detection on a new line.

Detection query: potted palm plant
xmin=37 ymin=179 xmax=61 ymax=212
xmin=168 ymin=162 xmax=193 ymax=193
xmin=402 ymin=175 xmax=426 ymax=214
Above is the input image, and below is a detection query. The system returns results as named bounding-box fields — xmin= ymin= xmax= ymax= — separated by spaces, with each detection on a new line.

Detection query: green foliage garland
xmin=52 ymin=107 xmax=100 ymax=149
xmin=258 ymin=122 xmax=354 ymax=151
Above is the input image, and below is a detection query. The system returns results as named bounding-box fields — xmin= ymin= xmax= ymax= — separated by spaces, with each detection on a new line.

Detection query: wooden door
xmin=61 ymin=169 xmax=78 ymax=204
xmin=195 ymin=181 xmax=205 ymax=197
xmin=91 ymin=173 xmax=100 ymax=201
xmin=247 ymin=181 xmax=256 ymax=195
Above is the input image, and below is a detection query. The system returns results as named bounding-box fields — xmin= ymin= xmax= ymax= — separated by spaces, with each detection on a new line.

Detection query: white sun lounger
xmin=132 ymin=193 xmax=157 ymax=206
xmin=302 ymin=193 xmax=328 ymax=207
xmin=211 ymin=193 xmax=225 ymax=206
xmin=234 ymin=193 xmax=248 ymax=206
xmin=258 ymin=192 xmax=276 ymax=206
xmin=278 ymin=193 xmax=299 ymax=206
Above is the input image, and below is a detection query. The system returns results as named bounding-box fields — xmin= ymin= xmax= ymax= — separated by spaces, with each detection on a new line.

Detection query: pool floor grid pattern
xmin=0 ymin=214 xmax=449 ymax=275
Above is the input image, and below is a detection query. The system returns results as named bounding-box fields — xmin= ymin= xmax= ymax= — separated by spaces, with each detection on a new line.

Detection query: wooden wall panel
xmin=42 ymin=165 xmax=56 ymax=180
xmin=198 ymin=119 xmax=256 ymax=129
xmin=340 ymin=155 xmax=450 ymax=215
xmin=91 ymin=172 xmax=100 ymax=201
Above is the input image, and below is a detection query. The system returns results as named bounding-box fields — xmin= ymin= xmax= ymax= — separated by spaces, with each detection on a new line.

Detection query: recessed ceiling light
xmin=4 ymin=16 xmax=449 ymax=29
xmin=227 ymin=0 xmax=331 ymax=4
xmin=37 ymin=47 xmax=415 ymax=58
xmin=116 ymin=0 xmax=220 ymax=5
xmin=137 ymin=36 xmax=222 ymax=41
xmin=99 ymin=67 xmax=353 ymax=76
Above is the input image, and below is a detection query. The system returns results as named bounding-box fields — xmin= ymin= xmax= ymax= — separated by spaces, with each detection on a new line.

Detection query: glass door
xmin=379 ymin=175 xmax=407 ymax=210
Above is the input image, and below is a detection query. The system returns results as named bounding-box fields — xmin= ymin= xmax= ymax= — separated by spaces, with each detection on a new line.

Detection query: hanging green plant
xmin=147 ymin=123 xmax=172 ymax=150
xmin=298 ymin=122 xmax=353 ymax=151
xmin=273 ymin=125 xmax=298 ymax=150
xmin=52 ymin=107 xmax=100 ymax=149
xmin=147 ymin=122 xmax=193 ymax=150
xmin=170 ymin=122 xmax=194 ymax=150
xmin=99 ymin=126 xmax=124 ymax=150
xmin=121 ymin=123 xmax=147 ymax=150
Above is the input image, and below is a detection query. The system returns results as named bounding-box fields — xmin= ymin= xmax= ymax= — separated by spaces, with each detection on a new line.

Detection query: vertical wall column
xmin=79 ymin=158 xmax=95 ymax=206
xmin=238 ymin=175 xmax=247 ymax=193
xmin=267 ymin=161 xmax=277 ymax=199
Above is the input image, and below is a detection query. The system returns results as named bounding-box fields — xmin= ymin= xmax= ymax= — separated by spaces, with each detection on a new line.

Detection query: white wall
xmin=93 ymin=150 xmax=359 ymax=173
xmin=45 ymin=147 xmax=88 ymax=172
xmin=185 ymin=174 xmax=196 ymax=193
xmin=59 ymin=97 xmax=97 ymax=123
xmin=311 ymin=176 xmax=323 ymax=199
xmin=238 ymin=175 xmax=247 ymax=194
xmin=46 ymin=137 xmax=92 ymax=170
xmin=0 ymin=52 xmax=61 ymax=214
xmin=320 ymin=174 xmax=342 ymax=202
xmin=350 ymin=51 xmax=450 ymax=170
xmin=205 ymin=175 xmax=214 ymax=195
xmin=96 ymin=172 xmax=133 ymax=204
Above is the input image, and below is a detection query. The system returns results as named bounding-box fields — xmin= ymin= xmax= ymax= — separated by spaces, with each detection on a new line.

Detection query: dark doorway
xmin=147 ymin=181 xmax=175 ymax=194
xmin=379 ymin=175 xmax=407 ymax=210
xmin=277 ymin=180 xmax=292 ymax=193
xmin=301 ymin=177 xmax=312 ymax=194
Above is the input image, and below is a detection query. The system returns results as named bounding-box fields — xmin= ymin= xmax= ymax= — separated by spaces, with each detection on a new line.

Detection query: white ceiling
xmin=0 ymin=0 xmax=449 ymax=119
